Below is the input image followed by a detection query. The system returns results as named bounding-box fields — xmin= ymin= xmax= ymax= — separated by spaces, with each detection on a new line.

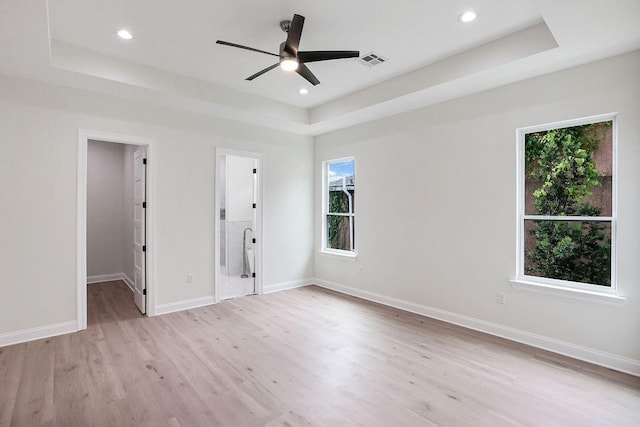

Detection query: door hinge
xmin=143 ymin=289 xmax=146 ymax=296
xmin=252 ymin=203 xmax=256 ymax=209
xmin=252 ymin=238 xmax=256 ymax=244
xmin=252 ymin=273 xmax=256 ymax=278
xmin=253 ymin=168 xmax=257 ymax=174
xmin=143 ymin=158 xmax=147 ymax=165
xmin=142 ymin=202 xmax=146 ymax=208
xmin=142 ymin=245 xmax=146 ymax=252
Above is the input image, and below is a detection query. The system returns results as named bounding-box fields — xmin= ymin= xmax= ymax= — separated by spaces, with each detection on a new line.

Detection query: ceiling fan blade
xmin=246 ymin=63 xmax=280 ymax=81
xmin=216 ymin=40 xmax=279 ymax=57
xmin=298 ymin=50 xmax=360 ymax=63
xmin=295 ymin=63 xmax=320 ymax=86
xmin=284 ymin=14 xmax=305 ymax=56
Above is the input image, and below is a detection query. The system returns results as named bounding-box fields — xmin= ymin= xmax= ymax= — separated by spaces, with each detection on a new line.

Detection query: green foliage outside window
xmin=327 ymin=187 xmax=354 ymax=250
xmin=524 ymin=122 xmax=612 ymax=286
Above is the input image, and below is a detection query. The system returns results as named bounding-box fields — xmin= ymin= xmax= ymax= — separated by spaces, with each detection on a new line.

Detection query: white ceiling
xmin=47 ymin=0 xmax=542 ymax=108
xmin=1 ymin=0 xmax=639 ymax=135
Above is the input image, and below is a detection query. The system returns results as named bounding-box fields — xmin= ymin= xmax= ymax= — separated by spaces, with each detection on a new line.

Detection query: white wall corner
xmin=154 ymin=296 xmax=216 ymax=316
xmin=0 ymin=321 xmax=78 ymax=348
xmin=312 ymin=278 xmax=640 ymax=377
xmin=263 ymin=278 xmax=314 ymax=294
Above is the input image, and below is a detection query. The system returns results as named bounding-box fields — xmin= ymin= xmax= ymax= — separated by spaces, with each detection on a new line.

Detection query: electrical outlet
xmin=497 ymin=292 xmax=506 ymax=305
xmin=187 ymin=273 xmax=195 ymax=284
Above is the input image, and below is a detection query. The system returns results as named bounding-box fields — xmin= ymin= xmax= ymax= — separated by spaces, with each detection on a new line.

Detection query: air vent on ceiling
xmin=358 ymin=52 xmax=388 ymax=67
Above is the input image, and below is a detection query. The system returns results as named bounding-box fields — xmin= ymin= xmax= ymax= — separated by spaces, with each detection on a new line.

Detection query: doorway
xmin=77 ymin=130 xmax=156 ymax=330
xmin=215 ymin=149 xmax=262 ymax=301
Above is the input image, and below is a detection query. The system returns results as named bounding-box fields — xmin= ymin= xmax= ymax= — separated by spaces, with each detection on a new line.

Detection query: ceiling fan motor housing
xmin=279 ymin=41 xmax=295 ymax=61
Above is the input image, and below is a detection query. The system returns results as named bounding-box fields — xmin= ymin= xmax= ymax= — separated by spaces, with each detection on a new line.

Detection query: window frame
xmin=514 ymin=113 xmax=618 ymax=295
xmin=322 ymin=157 xmax=356 ymax=257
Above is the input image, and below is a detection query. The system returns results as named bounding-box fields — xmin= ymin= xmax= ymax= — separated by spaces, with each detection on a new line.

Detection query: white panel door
xmin=133 ymin=148 xmax=146 ymax=313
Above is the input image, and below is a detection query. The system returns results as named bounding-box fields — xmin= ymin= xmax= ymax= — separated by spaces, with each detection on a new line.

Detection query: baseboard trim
xmin=87 ymin=273 xmax=134 ymax=292
xmin=121 ymin=274 xmax=134 ymax=293
xmin=263 ymin=278 xmax=314 ymax=294
xmin=154 ymin=296 xmax=216 ymax=316
xmin=0 ymin=321 xmax=77 ymax=348
xmin=313 ymin=278 xmax=640 ymax=377
xmin=154 ymin=277 xmax=313 ymax=315
xmin=87 ymin=273 xmax=126 ymax=285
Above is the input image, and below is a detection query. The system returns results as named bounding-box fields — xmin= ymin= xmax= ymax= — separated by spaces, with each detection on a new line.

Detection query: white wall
xmin=0 ymin=74 xmax=314 ymax=336
xmin=87 ymin=140 xmax=125 ymax=277
xmin=315 ymin=50 xmax=640 ymax=363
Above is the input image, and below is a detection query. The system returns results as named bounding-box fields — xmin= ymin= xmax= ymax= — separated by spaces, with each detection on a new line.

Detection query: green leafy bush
xmin=525 ymin=123 xmax=611 ymax=286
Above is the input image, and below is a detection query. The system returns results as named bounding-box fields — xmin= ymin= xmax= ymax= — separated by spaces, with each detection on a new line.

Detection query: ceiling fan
xmin=216 ymin=14 xmax=359 ymax=86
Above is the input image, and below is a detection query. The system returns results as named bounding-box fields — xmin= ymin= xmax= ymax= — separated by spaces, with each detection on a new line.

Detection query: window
xmin=323 ymin=158 xmax=355 ymax=254
xmin=516 ymin=114 xmax=616 ymax=292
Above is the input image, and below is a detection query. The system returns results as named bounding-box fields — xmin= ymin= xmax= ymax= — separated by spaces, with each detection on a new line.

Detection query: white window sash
xmin=516 ymin=113 xmax=617 ymax=291
xmin=522 ymin=215 xmax=613 ymax=222
xmin=323 ymin=157 xmax=356 ymax=253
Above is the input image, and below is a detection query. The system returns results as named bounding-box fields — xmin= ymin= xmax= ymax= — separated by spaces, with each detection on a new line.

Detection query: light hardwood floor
xmin=1 ymin=281 xmax=639 ymax=426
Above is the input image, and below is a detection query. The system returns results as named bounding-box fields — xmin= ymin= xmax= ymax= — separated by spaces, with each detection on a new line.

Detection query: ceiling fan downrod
xmin=279 ymin=19 xmax=291 ymax=33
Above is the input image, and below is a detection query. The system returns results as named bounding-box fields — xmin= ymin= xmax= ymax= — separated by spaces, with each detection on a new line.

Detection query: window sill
xmin=318 ymin=250 xmax=358 ymax=262
xmin=509 ymin=279 xmax=625 ymax=305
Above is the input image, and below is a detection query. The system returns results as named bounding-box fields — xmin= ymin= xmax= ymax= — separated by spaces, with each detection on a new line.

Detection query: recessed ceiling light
xmin=299 ymin=88 xmax=309 ymax=95
xmin=459 ymin=11 xmax=477 ymax=23
xmin=117 ymin=29 xmax=133 ymax=40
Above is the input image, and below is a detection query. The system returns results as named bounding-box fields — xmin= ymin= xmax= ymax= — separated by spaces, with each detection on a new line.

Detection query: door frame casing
xmin=214 ymin=147 xmax=263 ymax=302
xmin=77 ymin=129 xmax=157 ymax=330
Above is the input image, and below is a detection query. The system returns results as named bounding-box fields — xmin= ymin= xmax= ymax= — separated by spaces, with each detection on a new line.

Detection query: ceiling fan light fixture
xmin=117 ymin=29 xmax=133 ymax=40
xmin=280 ymin=59 xmax=299 ymax=71
xmin=459 ymin=10 xmax=477 ymax=23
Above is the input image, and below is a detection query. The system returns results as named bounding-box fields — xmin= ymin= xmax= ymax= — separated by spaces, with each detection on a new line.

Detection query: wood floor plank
xmin=1 ymin=281 xmax=639 ymax=426
xmin=0 ymin=344 xmax=25 ymax=426
xmin=8 ymin=339 xmax=56 ymax=426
